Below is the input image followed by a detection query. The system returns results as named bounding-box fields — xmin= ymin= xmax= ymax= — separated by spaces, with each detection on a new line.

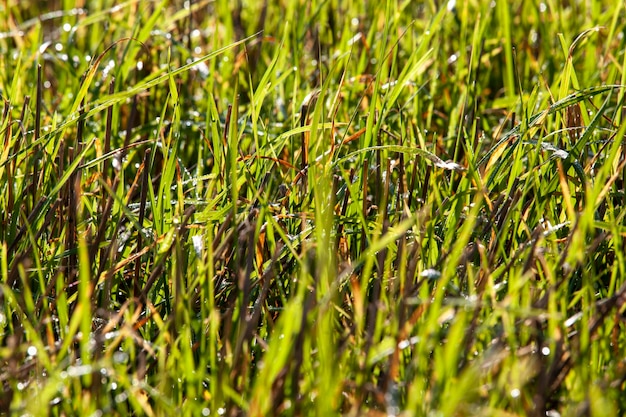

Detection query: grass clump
xmin=1 ymin=0 xmax=626 ymax=415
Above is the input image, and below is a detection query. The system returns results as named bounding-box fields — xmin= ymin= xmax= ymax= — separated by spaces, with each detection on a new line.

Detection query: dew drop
xmin=115 ymin=393 xmax=128 ymax=403
xmin=420 ymin=269 xmax=441 ymax=279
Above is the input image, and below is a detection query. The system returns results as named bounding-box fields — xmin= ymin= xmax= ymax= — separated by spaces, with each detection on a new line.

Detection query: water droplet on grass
xmin=348 ymin=32 xmax=362 ymax=46
xmin=420 ymin=269 xmax=441 ymax=279
xmin=115 ymin=392 xmax=128 ymax=403
xmin=113 ymin=351 xmax=128 ymax=364
xmin=27 ymin=346 xmax=37 ymax=357
xmin=192 ymin=235 xmax=204 ymax=256
xmin=67 ymin=364 xmax=93 ymax=377
xmin=530 ymin=30 xmax=538 ymax=44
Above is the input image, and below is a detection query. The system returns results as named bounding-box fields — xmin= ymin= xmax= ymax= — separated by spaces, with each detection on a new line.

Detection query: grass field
xmin=1 ymin=0 xmax=626 ymax=415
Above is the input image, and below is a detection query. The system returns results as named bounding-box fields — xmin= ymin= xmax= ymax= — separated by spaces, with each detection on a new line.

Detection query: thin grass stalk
xmin=31 ymin=65 xmax=42 ymax=207
xmin=360 ymin=158 xmax=369 ymax=255
xmin=133 ymin=148 xmax=151 ymax=300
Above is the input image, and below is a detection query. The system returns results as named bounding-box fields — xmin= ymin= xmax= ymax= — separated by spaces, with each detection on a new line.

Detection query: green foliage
xmin=1 ymin=0 xmax=626 ymax=415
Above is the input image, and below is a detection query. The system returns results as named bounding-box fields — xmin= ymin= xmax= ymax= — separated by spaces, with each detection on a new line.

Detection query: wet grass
xmin=1 ymin=0 xmax=626 ymax=415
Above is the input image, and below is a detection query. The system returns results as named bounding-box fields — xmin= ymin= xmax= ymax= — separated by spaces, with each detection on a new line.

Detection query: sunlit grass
xmin=1 ymin=0 xmax=626 ymax=415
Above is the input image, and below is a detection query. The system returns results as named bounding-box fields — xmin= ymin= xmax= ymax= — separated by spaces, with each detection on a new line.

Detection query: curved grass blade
xmin=479 ymin=85 xmax=621 ymax=186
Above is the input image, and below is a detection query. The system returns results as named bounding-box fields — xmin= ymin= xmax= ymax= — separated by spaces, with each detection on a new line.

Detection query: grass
xmin=1 ymin=0 xmax=626 ymax=415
